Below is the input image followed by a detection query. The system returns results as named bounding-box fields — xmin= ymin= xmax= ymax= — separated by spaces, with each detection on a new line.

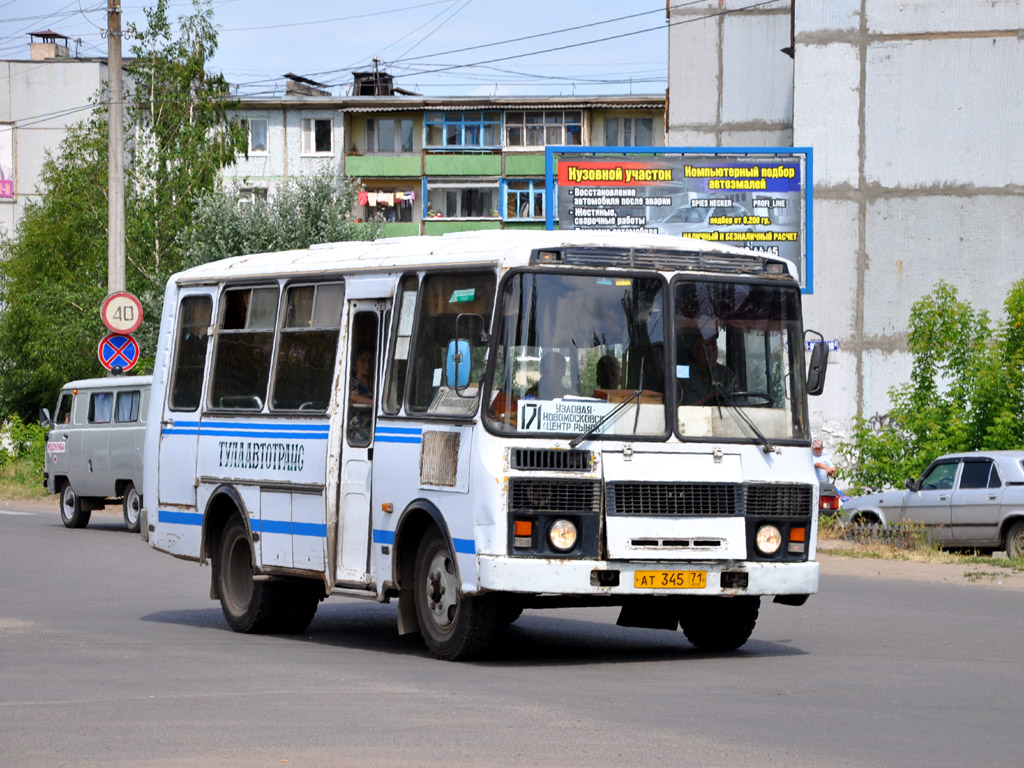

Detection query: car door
xmin=902 ymin=459 xmax=957 ymax=543
xmin=950 ymin=458 xmax=1002 ymax=546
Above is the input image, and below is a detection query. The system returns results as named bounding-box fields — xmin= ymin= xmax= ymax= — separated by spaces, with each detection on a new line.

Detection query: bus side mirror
xmin=39 ymin=408 xmax=52 ymax=428
xmin=805 ymin=330 xmax=828 ymax=396
xmin=446 ymin=339 xmax=471 ymax=389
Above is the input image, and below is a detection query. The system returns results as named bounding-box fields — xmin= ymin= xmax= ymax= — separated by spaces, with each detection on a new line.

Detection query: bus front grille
xmin=508 ymin=478 xmax=601 ymax=514
xmin=745 ymin=483 xmax=814 ymax=517
xmin=510 ymin=448 xmax=592 ymax=471
xmin=608 ymin=482 xmax=739 ymax=517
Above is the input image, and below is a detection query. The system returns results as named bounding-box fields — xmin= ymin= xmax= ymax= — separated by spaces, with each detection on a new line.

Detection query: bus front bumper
xmin=476 ymin=556 xmax=818 ymax=598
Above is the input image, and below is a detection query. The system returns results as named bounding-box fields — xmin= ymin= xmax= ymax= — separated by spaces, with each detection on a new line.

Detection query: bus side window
xmin=383 ymin=274 xmax=418 ymax=415
xmin=170 ymin=295 xmax=213 ymax=411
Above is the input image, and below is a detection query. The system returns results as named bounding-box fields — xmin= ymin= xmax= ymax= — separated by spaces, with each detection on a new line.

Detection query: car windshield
xmin=673 ymin=278 xmax=809 ymax=442
xmin=485 ymin=271 xmax=666 ymax=438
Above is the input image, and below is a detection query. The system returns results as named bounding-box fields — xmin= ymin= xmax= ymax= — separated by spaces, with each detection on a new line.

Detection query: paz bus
xmin=142 ymin=230 xmax=828 ymax=660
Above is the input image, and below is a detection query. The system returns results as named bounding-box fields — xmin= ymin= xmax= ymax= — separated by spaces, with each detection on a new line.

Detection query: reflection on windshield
xmin=485 ymin=272 xmax=666 ymax=438
xmin=673 ymin=279 xmax=809 ymax=442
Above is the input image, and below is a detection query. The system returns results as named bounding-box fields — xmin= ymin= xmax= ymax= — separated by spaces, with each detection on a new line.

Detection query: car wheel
xmin=413 ymin=529 xmax=497 ymax=660
xmin=1004 ymin=521 xmax=1024 ymax=559
xmin=59 ymin=482 xmax=91 ymax=529
xmin=122 ymin=483 xmax=141 ymax=533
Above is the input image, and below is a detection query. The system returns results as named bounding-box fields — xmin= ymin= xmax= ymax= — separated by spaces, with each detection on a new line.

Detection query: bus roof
xmin=171 ymin=230 xmax=796 ymax=284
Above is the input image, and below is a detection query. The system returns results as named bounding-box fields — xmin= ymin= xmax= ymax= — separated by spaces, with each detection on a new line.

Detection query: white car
xmin=840 ymin=451 xmax=1024 ymax=556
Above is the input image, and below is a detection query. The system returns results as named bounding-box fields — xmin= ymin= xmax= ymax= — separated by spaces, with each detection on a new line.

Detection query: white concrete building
xmin=667 ymin=0 xmax=1024 ymax=448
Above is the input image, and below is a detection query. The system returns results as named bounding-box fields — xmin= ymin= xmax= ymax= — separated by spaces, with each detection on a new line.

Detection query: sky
xmin=0 ymin=0 xmax=670 ymax=98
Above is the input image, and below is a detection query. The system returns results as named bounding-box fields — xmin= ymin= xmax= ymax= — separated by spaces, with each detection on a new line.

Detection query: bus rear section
xmin=143 ymin=231 xmax=827 ymax=660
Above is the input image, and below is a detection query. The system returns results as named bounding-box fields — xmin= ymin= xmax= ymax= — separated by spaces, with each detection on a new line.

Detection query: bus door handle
xmin=161 ymin=419 xmax=174 ymax=427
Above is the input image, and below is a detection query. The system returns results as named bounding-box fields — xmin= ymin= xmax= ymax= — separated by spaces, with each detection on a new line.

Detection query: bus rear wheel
xmin=216 ymin=516 xmax=320 ymax=634
xmin=679 ymin=596 xmax=760 ymax=651
xmin=413 ymin=529 xmax=496 ymax=660
xmin=59 ymin=482 xmax=91 ymax=529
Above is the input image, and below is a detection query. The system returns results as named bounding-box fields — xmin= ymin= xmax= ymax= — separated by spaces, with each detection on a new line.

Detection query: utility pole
xmin=107 ymin=0 xmax=125 ymax=294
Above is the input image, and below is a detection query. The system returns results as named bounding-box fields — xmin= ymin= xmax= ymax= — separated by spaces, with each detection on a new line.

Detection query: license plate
xmin=634 ymin=570 xmax=707 ymax=589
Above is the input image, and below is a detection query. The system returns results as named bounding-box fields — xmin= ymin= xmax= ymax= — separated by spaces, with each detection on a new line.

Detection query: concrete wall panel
xmin=721 ymin=14 xmax=793 ymax=123
xmin=793 ymin=44 xmax=860 ymax=187
xmin=861 ymin=349 xmax=912 ymax=419
xmin=866 ymin=0 xmax=1020 ymax=35
xmin=719 ymin=128 xmax=793 ymax=146
xmin=863 ymin=195 xmax=1024 ymax=339
xmin=667 ymin=16 xmax=720 ymax=127
xmin=797 ymin=0 xmax=860 ymax=33
xmin=802 ymin=199 xmax=859 ymax=337
xmin=665 ymin=128 xmax=720 ymax=147
xmin=865 ymin=38 xmax=1024 ymax=187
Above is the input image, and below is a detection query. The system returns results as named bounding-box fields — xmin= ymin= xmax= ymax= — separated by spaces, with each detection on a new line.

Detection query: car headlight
xmin=755 ymin=524 xmax=782 ymax=555
xmin=548 ymin=519 xmax=578 ymax=552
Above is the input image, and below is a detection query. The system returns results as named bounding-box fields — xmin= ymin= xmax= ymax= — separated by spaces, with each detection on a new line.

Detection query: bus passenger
xmin=348 ymin=346 xmax=374 ymax=444
xmin=526 ymin=351 xmax=573 ymax=400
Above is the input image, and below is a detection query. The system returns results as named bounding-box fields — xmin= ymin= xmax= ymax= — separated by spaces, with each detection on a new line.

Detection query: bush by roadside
xmin=0 ymin=418 xmax=48 ymax=500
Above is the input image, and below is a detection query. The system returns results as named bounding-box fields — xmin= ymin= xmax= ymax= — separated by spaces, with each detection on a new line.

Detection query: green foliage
xmin=179 ymin=171 xmax=382 ymax=267
xmin=0 ymin=418 xmax=47 ymax=467
xmin=841 ymin=280 xmax=1024 ymax=491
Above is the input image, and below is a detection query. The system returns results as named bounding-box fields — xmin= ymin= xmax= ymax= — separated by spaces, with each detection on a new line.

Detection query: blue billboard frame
xmin=544 ymin=145 xmax=815 ymax=293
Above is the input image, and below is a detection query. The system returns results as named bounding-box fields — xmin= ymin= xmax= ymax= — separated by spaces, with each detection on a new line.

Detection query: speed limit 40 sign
xmin=101 ymin=291 xmax=143 ymax=334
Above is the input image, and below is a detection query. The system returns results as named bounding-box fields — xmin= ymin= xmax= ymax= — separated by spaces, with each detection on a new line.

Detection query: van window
xmin=271 ymin=282 xmax=344 ymax=411
xmin=407 ymin=271 xmax=495 ymax=414
xmin=170 ymin=296 xmax=213 ymax=410
xmin=211 ymin=286 xmax=279 ymax=410
xmin=88 ymin=392 xmax=113 ymax=424
xmin=114 ymin=390 xmax=141 ymax=422
xmin=55 ymin=392 xmax=73 ymax=424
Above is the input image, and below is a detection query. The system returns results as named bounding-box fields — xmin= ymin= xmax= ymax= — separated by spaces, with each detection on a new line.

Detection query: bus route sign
xmin=98 ymin=333 xmax=140 ymax=372
xmin=100 ymin=291 xmax=144 ymax=334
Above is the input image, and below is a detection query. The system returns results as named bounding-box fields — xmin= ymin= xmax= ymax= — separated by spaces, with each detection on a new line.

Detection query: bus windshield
xmin=485 ymin=271 xmax=667 ymax=438
xmin=673 ymin=278 xmax=809 ymax=442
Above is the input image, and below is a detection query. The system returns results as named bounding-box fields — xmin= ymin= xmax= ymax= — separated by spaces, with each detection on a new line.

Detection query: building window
xmin=245 ymin=117 xmax=268 ymax=153
xmin=505 ymin=179 xmax=545 ymax=219
xmin=358 ymin=189 xmax=416 ymax=222
xmin=238 ymin=187 xmax=268 ymax=205
xmin=301 ymin=117 xmax=333 ymax=154
xmin=424 ymin=111 xmax=500 ymax=148
xmin=504 ymin=111 xmax=582 ymax=147
xmin=426 ymin=185 xmax=499 ymax=218
xmin=367 ymin=118 xmax=414 ymax=153
xmin=604 ymin=117 xmax=654 ymax=147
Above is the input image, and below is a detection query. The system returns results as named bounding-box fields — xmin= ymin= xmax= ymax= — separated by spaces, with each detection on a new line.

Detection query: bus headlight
xmin=755 ymin=524 xmax=782 ymax=556
xmin=549 ymin=519 xmax=578 ymax=552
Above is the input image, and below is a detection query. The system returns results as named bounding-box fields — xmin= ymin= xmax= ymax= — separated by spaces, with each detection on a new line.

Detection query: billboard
xmin=546 ymin=147 xmax=813 ymax=291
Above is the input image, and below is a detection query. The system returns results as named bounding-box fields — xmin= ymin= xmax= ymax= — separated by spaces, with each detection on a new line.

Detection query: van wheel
xmin=1005 ymin=521 xmax=1024 ymax=559
xmin=60 ymin=483 xmax=91 ymax=529
xmin=413 ymin=529 xmax=496 ymax=660
xmin=122 ymin=483 xmax=141 ymax=533
xmin=679 ymin=596 xmax=760 ymax=651
xmin=215 ymin=516 xmax=319 ymax=634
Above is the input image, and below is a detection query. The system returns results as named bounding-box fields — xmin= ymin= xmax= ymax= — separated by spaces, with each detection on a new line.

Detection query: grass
xmin=0 ymin=455 xmax=48 ymax=501
xmin=817 ymin=514 xmax=1024 ymax=573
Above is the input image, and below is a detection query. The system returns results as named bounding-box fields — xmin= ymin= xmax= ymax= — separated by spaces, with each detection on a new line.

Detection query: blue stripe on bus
xmin=372 ymin=529 xmax=475 ymax=555
xmin=374 ymin=425 xmax=423 ymax=444
xmin=198 ymin=430 xmax=329 ymax=440
xmin=162 ymin=428 xmax=199 ymax=436
xmin=375 ymin=426 xmax=423 ymax=435
xmin=202 ymin=421 xmax=329 ymax=432
xmin=253 ymin=519 xmax=327 ymax=538
xmin=158 ymin=510 xmax=203 ymax=526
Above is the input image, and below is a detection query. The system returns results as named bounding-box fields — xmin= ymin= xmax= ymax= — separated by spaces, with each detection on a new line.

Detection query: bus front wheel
xmin=679 ymin=596 xmax=760 ymax=651
xmin=413 ymin=529 xmax=496 ymax=660
xmin=216 ymin=516 xmax=320 ymax=634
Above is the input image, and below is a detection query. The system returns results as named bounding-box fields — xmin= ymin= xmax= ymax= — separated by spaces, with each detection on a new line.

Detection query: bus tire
xmin=122 ymin=483 xmax=141 ymax=533
xmin=60 ymin=482 xmax=91 ymax=529
xmin=679 ymin=596 xmax=760 ymax=652
xmin=216 ymin=516 xmax=283 ymax=634
xmin=413 ymin=529 xmax=496 ymax=660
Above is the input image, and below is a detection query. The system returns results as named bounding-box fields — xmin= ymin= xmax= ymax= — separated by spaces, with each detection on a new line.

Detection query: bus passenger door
xmin=336 ymin=303 xmax=384 ymax=584
xmin=154 ymin=288 xmax=215 ymax=552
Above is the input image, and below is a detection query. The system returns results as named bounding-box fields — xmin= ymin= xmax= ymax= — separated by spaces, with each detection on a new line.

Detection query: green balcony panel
xmin=379 ymin=222 xmax=420 ymax=238
xmin=504 ymin=154 xmax=546 ymax=177
xmin=424 ymin=220 xmax=502 ymax=236
xmin=424 ymin=154 xmax=501 ymax=176
xmin=345 ymin=155 xmax=422 ymax=178
xmin=503 ymin=221 xmax=547 ymax=231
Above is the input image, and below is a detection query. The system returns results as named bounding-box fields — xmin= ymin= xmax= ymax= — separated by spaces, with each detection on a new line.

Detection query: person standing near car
xmin=812 ymin=438 xmax=836 ymax=482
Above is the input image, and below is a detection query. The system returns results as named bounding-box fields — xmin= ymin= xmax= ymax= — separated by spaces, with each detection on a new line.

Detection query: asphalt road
xmin=2 ymin=504 xmax=1022 ymax=768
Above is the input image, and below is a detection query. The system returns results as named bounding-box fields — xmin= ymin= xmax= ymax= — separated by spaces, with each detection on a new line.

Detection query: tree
xmin=841 ymin=280 xmax=1024 ymax=491
xmin=0 ymin=0 xmax=244 ymax=419
xmin=179 ymin=171 xmax=383 ymax=267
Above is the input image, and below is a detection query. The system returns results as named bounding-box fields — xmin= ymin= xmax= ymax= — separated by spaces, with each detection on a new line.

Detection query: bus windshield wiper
xmin=569 ymin=386 xmax=642 ymax=448
xmin=711 ymin=382 xmax=776 ymax=454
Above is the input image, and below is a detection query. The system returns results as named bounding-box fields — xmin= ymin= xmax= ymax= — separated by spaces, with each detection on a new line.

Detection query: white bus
xmin=143 ymin=230 xmax=828 ymax=660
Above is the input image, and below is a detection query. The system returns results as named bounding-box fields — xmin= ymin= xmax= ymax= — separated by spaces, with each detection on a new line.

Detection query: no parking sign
xmin=98 ymin=333 xmax=140 ymax=372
